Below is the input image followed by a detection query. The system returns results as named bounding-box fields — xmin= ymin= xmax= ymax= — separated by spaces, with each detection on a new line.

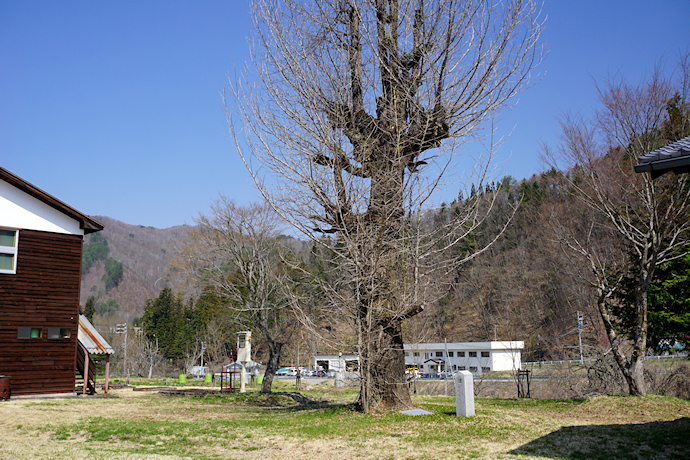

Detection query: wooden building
xmin=0 ymin=167 xmax=103 ymax=397
xmin=635 ymin=135 xmax=690 ymax=178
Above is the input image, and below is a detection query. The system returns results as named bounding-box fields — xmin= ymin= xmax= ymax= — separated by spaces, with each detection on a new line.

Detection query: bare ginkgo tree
xmin=545 ymin=57 xmax=690 ymax=395
xmin=227 ymin=0 xmax=543 ymax=411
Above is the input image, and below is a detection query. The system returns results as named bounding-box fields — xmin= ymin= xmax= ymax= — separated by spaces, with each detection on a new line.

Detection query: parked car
xmin=275 ymin=367 xmax=298 ymax=377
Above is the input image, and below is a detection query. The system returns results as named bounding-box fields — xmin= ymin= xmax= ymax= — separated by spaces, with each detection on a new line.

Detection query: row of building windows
xmin=0 ymin=228 xmax=19 ymax=274
xmin=17 ymin=327 xmax=71 ymax=340
xmin=409 ymin=351 xmax=491 ymax=358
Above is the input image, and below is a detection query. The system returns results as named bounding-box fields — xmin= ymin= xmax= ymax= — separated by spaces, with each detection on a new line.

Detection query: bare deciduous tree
xmin=228 ymin=0 xmax=543 ymax=411
xmin=200 ymin=319 xmax=233 ymax=374
xmin=545 ymin=58 xmax=690 ymax=395
xmin=181 ymin=198 xmax=299 ymax=393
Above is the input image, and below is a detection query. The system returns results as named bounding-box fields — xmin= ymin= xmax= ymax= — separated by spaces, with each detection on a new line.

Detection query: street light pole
xmin=577 ymin=311 xmax=584 ymax=363
xmin=201 ymin=341 xmax=206 ymax=368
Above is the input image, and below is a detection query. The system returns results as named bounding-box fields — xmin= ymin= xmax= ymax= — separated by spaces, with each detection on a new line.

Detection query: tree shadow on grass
xmin=508 ymin=417 xmax=690 ymax=459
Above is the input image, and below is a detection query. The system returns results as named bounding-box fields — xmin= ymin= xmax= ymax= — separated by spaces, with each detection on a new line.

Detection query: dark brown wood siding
xmin=0 ymin=229 xmax=83 ymax=395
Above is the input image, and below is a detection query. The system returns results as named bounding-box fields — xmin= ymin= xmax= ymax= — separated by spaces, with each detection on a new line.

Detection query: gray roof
xmin=635 ymin=136 xmax=690 ymax=178
xmin=78 ymin=314 xmax=115 ymax=355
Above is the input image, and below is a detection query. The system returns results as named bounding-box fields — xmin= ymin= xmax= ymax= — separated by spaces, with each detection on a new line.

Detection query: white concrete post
xmin=240 ymin=363 xmax=246 ymax=393
xmin=454 ymin=370 xmax=475 ymax=417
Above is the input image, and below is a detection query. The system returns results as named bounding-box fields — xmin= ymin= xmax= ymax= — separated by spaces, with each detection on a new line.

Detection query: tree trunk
xmin=626 ymin=283 xmax=649 ymax=395
xmin=626 ymin=356 xmax=646 ymax=396
xmin=596 ymin=281 xmax=648 ymax=396
xmin=261 ymin=341 xmax=282 ymax=394
xmin=357 ymin=318 xmax=412 ymax=411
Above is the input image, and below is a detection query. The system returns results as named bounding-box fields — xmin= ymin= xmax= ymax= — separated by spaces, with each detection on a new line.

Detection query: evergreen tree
xmin=83 ymin=296 xmax=96 ymax=322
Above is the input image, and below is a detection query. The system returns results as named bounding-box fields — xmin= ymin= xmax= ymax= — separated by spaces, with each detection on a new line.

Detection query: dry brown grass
xmin=0 ymin=385 xmax=688 ymax=459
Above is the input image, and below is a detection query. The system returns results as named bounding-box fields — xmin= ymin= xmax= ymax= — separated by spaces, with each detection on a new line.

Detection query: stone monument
xmin=454 ymin=370 xmax=475 ymax=417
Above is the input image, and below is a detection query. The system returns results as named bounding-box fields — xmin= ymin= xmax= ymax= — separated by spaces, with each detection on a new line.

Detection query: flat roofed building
xmin=312 ymin=341 xmax=524 ymax=376
xmin=404 ymin=341 xmax=524 ymax=374
xmin=313 ymin=354 xmax=359 ymax=372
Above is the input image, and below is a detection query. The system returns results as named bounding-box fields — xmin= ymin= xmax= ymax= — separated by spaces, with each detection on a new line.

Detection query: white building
xmin=404 ymin=341 xmax=524 ymax=374
xmin=312 ymin=341 xmax=523 ymax=376
xmin=313 ymin=354 xmax=359 ymax=372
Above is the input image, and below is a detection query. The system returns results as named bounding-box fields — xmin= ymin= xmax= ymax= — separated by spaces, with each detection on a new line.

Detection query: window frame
xmin=481 ymin=351 xmax=490 ymax=358
xmin=469 ymin=351 xmax=477 ymax=357
xmin=18 ymin=327 xmax=43 ymax=339
xmin=47 ymin=328 xmax=71 ymax=339
xmin=0 ymin=228 xmax=19 ymax=274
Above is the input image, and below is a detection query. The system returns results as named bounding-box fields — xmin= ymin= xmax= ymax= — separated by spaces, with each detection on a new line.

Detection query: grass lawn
xmin=0 ymin=379 xmax=687 ymax=459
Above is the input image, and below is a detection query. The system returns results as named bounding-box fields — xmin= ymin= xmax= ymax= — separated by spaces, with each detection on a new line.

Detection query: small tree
xmin=545 ymin=57 xmax=690 ymax=395
xmin=82 ymin=296 xmax=96 ymax=323
xmin=182 ymin=198 xmax=299 ymax=393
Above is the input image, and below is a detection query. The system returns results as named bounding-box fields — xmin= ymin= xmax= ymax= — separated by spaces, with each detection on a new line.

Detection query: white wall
xmin=491 ymin=349 xmax=522 ymax=371
xmin=0 ymin=181 xmax=84 ymax=236
xmin=404 ymin=342 xmax=524 ymax=373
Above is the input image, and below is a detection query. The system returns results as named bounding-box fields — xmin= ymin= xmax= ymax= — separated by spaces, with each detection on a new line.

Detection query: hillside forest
xmin=80 ymin=60 xmax=690 ymax=398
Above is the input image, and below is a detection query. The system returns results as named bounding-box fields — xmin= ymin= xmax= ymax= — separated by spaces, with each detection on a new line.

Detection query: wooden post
xmin=83 ymin=351 xmax=90 ymax=395
xmin=104 ymin=354 xmax=110 ymax=394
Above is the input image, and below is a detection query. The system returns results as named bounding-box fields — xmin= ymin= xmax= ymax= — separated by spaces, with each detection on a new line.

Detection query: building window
xmin=469 ymin=366 xmax=478 ymax=373
xmin=452 ymin=364 xmax=457 ymax=370
xmin=18 ymin=327 xmax=42 ymax=339
xmin=448 ymin=351 xmax=454 ymax=357
xmin=413 ymin=352 xmax=419 ymax=357
xmin=482 ymin=367 xmax=491 ymax=373
xmin=458 ymin=351 xmax=465 ymax=357
xmin=469 ymin=351 xmax=477 ymax=357
xmin=481 ymin=351 xmax=490 ymax=358
xmin=0 ymin=229 xmax=18 ymax=274
xmin=47 ymin=328 xmax=71 ymax=339
xmin=459 ymin=366 xmax=466 ymax=370
xmin=435 ymin=351 xmax=443 ymax=357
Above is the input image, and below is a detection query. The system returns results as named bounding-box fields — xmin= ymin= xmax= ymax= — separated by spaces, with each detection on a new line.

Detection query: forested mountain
xmin=404 ymin=171 xmax=606 ymax=361
xmin=80 ymin=175 xmax=597 ymax=361
xmin=82 ymin=167 xmax=685 ymax=363
xmin=80 ymin=216 xmax=193 ymax=321
xmin=80 ymin=216 xmax=310 ymax=322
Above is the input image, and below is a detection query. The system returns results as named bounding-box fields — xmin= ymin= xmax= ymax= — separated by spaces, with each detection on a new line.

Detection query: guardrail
xmin=522 ymin=353 xmax=687 ymax=366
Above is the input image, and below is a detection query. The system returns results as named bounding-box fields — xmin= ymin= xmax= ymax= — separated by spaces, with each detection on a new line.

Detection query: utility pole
xmin=116 ymin=323 xmax=128 ymax=384
xmin=444 ymin=338 xmax=449 ymax=396
xmin=577 ymin=311 xmax=584 ymax=363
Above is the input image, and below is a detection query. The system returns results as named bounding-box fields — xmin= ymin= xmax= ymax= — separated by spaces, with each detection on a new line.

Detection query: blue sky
xmin=2 ymin=1 xmax=689 ymax=229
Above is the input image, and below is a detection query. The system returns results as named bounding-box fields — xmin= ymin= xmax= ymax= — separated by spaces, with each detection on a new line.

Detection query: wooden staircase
xmin=76 ymin=343 xmax=96 ymax=394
